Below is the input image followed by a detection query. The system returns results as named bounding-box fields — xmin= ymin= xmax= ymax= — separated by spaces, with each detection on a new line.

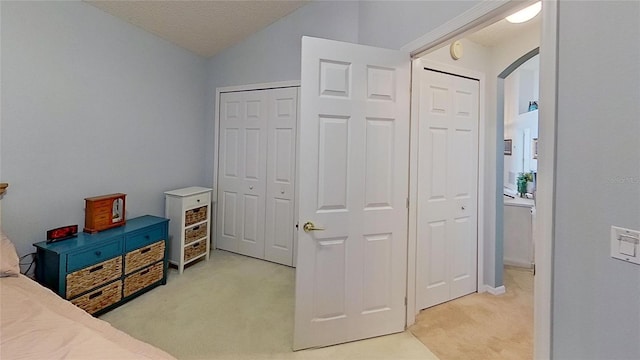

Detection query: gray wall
xmin=553 ymin=1 xmax=640 ymax=358
xmin=1 ymin=1 xmax=208 ymax=257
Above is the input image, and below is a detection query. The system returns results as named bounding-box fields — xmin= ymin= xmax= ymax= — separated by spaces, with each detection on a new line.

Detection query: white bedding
xmin=0 ymin=274 xmax=175 ymax=360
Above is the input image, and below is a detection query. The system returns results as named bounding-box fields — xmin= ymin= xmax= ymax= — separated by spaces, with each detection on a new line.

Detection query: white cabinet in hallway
xmin=216 ymin=87 xmax=298 ymax=267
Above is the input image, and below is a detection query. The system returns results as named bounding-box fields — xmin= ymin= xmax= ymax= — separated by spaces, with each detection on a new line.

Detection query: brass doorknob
xmin=303 ymin=221 xmax=324 ymax=232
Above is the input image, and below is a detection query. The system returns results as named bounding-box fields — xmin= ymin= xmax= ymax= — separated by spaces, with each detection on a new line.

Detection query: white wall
xmin=553 ymin=1 xmax=640 ymax=358
xmin=1 ymin=1 xmax=208 ymax=258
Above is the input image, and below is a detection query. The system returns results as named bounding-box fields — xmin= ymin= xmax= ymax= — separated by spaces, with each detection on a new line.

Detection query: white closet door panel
xmin=218 ymin=92 xmax=244 ymax=252
xmin=265 ymin=87 xmax=298 ymax=266
xmin=416 ymin=69 xmax=479 ymax=310
xmin=448 ymin=76 xmax=478 ymax=299
xmin=217 ymin=90 xmax=268 ymax=257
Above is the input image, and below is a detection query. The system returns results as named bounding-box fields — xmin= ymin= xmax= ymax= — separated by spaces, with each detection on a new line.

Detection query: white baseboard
xmin=504 ymin=258 xmax=534 ymax=269
xmin=481 ymin=284 xmax=506 ymax=295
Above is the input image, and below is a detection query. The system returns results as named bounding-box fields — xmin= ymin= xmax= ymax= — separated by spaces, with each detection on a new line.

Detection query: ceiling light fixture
xmin=506 ymin=2 xmax=542 ymax=24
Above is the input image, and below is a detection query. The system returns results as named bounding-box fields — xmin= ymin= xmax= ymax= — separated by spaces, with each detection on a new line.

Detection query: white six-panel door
xmin=294 ymin=37 xmax=410 ymax=350
xmin=217 ymin=89 xmax=298 ymax=266
xmin=416 ymin=68 xmax=479 ymax=310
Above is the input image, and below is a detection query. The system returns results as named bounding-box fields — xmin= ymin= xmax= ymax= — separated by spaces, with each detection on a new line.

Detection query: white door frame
xmin=213 ymin=80 xmax=301 ymax=254
xmin=402 ymin=1 xmax=557 ymax=359
xmin=408 ymin=59 xmax=486 ymax=313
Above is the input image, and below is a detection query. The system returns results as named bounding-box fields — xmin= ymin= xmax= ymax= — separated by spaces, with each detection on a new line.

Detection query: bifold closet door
xmin=217 ymin=90 xmax=268 ymax=259
xmin=264 ymin=87 xmax=298 ymax=266
xmin=416 ymin=69 xmax=479 ymax=310
xmin=217 ymin=88 xmax=298 ymax=266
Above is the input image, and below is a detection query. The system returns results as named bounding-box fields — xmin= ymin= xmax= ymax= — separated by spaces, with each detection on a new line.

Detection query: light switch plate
xmin=611 ymin=226 xmax=640 ymax=265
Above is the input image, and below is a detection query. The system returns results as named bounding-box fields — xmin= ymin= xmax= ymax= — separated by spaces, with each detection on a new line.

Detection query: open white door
xmin=293 ymin=37 xmax=410 ymax=350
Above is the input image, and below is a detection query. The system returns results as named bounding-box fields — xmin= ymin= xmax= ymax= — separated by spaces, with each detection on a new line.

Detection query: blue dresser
xmin=34 ymin=215 xmax=169 ymax=315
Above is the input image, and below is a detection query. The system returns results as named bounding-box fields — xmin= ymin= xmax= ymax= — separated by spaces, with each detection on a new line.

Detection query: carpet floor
xmin=100 ymin=250 xmax=438 ymax=360
xmin=409 ymin=266 xmax=534 ymax=360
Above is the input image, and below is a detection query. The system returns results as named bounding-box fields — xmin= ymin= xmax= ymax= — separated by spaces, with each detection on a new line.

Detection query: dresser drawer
xmin=66 ymin=256 xmax=122 ymax=298
xmin=67 ymin=240 xmax=122 ymax=272
xmin=71 ymin=281 xmax=122 ymax=315
xmin=184 ymin=239 xmax=207 ymax=262
xmin=123 ymin=261 xmax=163 ymax=298
xmin=184 ymin=192 xmax=210 ymax=209
xmin=185 ymin=206 xmax=208 ymax=226
xmin=125 ymin=225 xmax=165 ymax=252
xmin=124 ymin=240 xmax=165 ymax=275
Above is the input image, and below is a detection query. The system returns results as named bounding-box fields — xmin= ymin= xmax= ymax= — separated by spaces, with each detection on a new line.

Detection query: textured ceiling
xmin=467 ymin=14 xmax=541 ymax=47
xmin=85 ymin=1 xmax=309 ymax=58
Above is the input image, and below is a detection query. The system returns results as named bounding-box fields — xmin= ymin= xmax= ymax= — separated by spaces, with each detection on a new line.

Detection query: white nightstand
xmin=164 ymin=186 xmax=213 ymax=273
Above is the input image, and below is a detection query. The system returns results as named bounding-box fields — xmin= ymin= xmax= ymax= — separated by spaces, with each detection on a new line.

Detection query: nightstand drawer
xmin=185 ymin=206 xmax=208 ymax=226
xmin=71 ymin=281 xmax=122 ymax=314
xmin=124 ymin=262 xmax=163 ymax=298
xmin=124 ymin=241 xmax=164 ymax=275
xmin=67 ymin=240 xmax=122 ymax=272
xmin=184 ymin=192 xmax=210 ymax=209
xmin=66 ymin=256 xmax=122 ymax=298
xmin=125 ymin=226 xmax=165 ymax=252
xmin=185 ymin=224 xmax=207 ymax=245
xmin=184 ymin=239 xmax=207 ymax=262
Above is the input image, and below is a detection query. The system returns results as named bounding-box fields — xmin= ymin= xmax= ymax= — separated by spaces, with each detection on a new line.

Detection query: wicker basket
xmin=66 ymin=256 xmax=122 ymax=299
xmin=123 ymin=261 xmax=163 ymax=298
xmin=71 ymin=281 xmax=122 ymax=314
xmin=124 ymin=241 xmax=165 ymax=275
xmin=184 ymin=239 xmax=206 ymax=262
xmin=185 ymin=225 xmax=206 ymax=245
xmin=185 ymin=206 xmax=207 ymax=226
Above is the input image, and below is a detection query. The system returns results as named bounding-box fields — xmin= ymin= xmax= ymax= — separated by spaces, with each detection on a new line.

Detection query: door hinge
xmin=404 ymin=297 xmax=408 ymax=306
xmin=406 ymin=198 xmax=409 ymax=209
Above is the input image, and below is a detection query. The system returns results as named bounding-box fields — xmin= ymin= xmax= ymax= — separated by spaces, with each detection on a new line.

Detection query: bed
xmin=0 ymin=184 xmax=176 ymax=360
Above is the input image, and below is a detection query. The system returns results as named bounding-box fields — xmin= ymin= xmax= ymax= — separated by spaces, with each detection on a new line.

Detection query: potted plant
xmin=517 ymin=172 xmax=535 ymax=197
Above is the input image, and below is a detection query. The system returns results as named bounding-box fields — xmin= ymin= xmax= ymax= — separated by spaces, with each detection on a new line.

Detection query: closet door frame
xmin=213 ymin=81 xmax=301 ymax=266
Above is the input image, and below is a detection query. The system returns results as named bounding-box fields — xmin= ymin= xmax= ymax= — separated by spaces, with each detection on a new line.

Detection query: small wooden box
xmin=84 ymin=193 xmax=126 ymax=233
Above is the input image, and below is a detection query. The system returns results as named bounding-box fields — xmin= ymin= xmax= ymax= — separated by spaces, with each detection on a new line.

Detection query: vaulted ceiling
xmin=85 ymin=1 xmax=538 ymax=58
xmin=85 ymin=1 xmax=309 ymax=58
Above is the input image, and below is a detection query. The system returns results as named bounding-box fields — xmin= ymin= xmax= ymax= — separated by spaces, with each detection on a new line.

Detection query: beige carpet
xmin=409 ymin=266 xmax=533 ymax=360
xmin=101 ymin=250 xmax=438 ymax=360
